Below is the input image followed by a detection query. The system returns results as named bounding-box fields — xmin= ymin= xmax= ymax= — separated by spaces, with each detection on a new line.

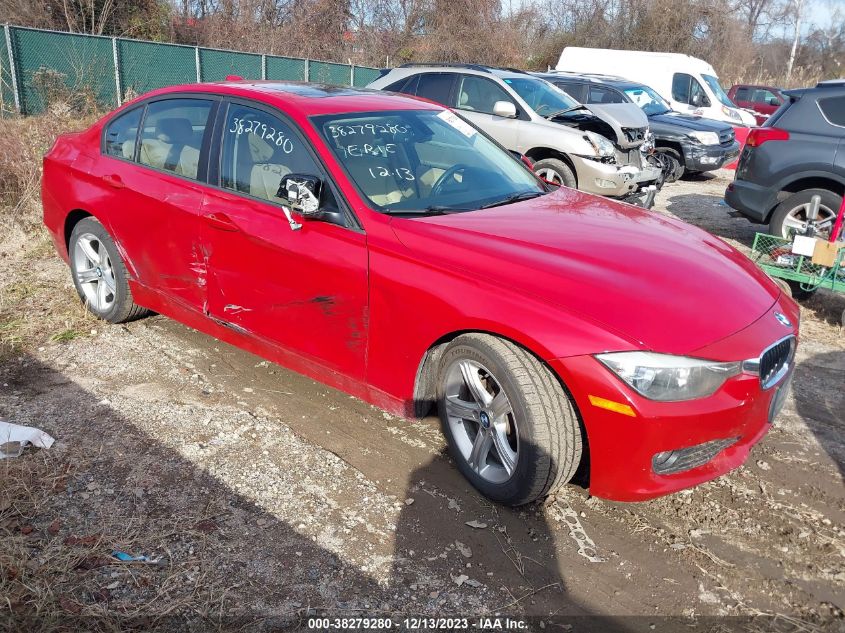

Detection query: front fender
xmin=365 ymin=228 xmax=638 ymax=414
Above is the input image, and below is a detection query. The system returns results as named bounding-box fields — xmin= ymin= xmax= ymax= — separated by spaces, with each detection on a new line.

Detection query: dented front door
xmin=200 ymin=188 xmax=368 ymax=381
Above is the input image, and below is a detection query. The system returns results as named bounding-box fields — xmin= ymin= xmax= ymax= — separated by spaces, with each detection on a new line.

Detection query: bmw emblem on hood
xmin=774 ymin=312 xmax=792 ymax=328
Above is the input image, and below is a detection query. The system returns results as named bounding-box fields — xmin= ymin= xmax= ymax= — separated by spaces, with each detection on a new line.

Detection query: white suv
xmin=368 ymin=63 xmax=663 ymax=205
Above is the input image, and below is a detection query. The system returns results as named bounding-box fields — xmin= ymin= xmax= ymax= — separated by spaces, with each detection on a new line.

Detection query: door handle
xmin=205 ymin=212 xmax=240 ymax=232
xmin=101 ymin=174 xmax=124 ymax=189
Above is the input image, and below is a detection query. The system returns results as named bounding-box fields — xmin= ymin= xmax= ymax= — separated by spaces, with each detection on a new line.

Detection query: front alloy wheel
xmin=443 ymin=359 xmax=518 ymax=483
xmin=437 ymin=333 xmax=583 ymax=506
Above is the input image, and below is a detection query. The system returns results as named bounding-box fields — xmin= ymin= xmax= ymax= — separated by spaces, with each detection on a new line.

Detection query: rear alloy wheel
xmin=533 ymin=158 xmax=577 ymax=189
xmin=69 ymin=217 xmax=149 ymax=323
xmin=437 ymin=333 xmax=583 ymax=506
xmin=769 ymin=189 xmax=840 ymax=239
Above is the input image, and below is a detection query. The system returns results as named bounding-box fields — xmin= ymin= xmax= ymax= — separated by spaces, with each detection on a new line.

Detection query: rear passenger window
xmin=385 ymin=75 xmax=418 ymax=94
xmin=138 ymin=99 xmax=213 ymax=180
xmin=818 ymin=96 xmax=845 ymax=127
xmin=735 ymin=87 xmax=751 ymax=101
xmin=220 ymin=103 xmax=320 ymax=204
xmin=415 ymin=73 xmax=456 ymax=106
xmin=104 ymin=108 xmax=142 ymax=159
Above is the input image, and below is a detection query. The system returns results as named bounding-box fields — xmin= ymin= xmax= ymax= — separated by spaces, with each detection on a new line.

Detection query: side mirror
xmin=278 ymin=174 xmax=322 ymax=215
xmin=691 ymin=94 xmax=702 ymax=107
xmin=769 ymin=97 xmax=779 ymax=106
xmin=492 ymin=101 xmax=517 ymax=118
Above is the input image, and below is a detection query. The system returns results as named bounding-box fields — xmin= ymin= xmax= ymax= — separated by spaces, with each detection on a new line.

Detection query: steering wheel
xmin=431 ymin=163 xmax=472 ymax=197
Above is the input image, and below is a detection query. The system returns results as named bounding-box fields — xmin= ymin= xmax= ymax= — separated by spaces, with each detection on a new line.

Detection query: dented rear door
xmin=91 ymin=96 xmax=218 ymax=315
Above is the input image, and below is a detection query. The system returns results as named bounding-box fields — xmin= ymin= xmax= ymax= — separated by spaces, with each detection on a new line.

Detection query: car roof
xmin=784 ymin=83 xmax=845 ymax=98
xmin=130 ymin=81 xmax=441 ymax=116
xmin=732 ymin=83 xmax=783 ymax=91
xmin=534 ymin=71 xmax=641 ymax=90
xmin=392 ymin=63 xmax=530 ymax=80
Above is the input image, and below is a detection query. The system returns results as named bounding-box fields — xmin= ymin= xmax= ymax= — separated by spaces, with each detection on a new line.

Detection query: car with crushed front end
xmin=368 ymin=64 xmax=663 ymax=207
xmin=538 ymin=72 xmax=740 ymax=182
xmin=43 ymin=81 xmax=798 ymax=505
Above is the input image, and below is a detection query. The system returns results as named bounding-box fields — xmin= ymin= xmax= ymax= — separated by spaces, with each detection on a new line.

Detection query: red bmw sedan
xmin=42 ymin=81 xmax=798 ymax=504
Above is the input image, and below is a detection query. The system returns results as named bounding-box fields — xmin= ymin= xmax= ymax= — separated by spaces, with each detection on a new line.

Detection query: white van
xmin=556 ymin=47 xmax=757 ymax=126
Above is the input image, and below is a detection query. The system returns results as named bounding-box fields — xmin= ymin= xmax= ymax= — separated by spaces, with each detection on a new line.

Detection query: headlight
xmin=596 ymin=352 xmax=741 ymax=401
xmin=721 ymin=105 xmax=741 ymax=121
xmin=688 ymin=131 xmax=720 ymax=145
xmin=583 ymin=131 xmax=615 ymax=157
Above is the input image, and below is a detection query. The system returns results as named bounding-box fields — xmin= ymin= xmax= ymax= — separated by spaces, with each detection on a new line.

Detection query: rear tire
xmin=533 ymin=158 xmax=577 ymax=189
xmin=436 ymin=333 xmax=583 ymax=506
xmin=769 ymin=189 xmax=841 ymax=239
xmin=68 ymin=217 xmax=149 ymax=323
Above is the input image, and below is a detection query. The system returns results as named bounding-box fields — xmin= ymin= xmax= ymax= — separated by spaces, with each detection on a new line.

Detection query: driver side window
xmin=455 ymin=76 xmax=513 ymax=114
xmin=672 ymin=73 xmax=706 ymax=105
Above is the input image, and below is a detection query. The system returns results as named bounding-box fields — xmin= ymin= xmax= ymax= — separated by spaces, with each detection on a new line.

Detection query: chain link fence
xmin=0 ymin=25 xmax=383 ymax=116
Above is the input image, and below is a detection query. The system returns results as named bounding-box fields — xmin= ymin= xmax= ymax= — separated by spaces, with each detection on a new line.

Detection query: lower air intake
xmin=652 ymin=437 xmax=740 ymax=475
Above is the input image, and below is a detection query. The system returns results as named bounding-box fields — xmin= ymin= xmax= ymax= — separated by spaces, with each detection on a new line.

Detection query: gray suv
xmin=726 ymin=81 xmax=845 ymax=238
xmin=368 ymin=64 xmax=663 ymax=205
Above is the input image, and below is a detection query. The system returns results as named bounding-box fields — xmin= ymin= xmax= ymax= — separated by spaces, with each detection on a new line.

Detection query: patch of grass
xmin=0 ymin=317 xmax=25 ymax=350
xmin=49 ymin=329 xmax=81 ymax=343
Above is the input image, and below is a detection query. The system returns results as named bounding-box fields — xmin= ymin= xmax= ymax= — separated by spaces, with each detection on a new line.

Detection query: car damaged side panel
xmin=199 ymin=188 xmax=369 ymax=381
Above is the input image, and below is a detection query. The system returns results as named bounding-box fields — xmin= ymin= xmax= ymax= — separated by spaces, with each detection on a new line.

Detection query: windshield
xmin=502 ymin=78 xmax=580 ymax=117
xmin=313 ymin=110 xmax=544 ymax=214
xmin=623 ymin=85 xmax=671 ymax=116
xmin=702 ymin=74 xmax=735 ymax=108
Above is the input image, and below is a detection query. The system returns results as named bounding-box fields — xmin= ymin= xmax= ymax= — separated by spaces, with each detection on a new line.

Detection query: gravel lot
xmin=1 ymin=170 xmax=843 ymax=631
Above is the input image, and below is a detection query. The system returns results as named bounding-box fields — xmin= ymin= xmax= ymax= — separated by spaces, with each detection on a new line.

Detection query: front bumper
xmin=684 ymin=140 xmax=740 ymax=172
xmin=570 ymin=155 xmax=656 ymax=198
xmin=550 ymin=298 xmax=799 ymax=502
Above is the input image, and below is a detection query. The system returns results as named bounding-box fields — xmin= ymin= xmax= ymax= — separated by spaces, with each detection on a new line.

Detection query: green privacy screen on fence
xmin=1 ymin=25 xmax=382 ymax=115
xmin=118 ymin=39 xmax=196 ymax=96
xmin=199 ymin=48 xmax=262 ymax=82
xmin=10 ymin=27 xmax=117 ymax=113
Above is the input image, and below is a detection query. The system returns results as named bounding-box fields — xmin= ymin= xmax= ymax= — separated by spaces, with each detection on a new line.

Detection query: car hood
xmin=584 ymin=103 xmax=649 ymax=129
xmin=649 ymin=111 xmax=733 ymax=132
xmin=553 ymin=105 xmax=647 ymax=150
xmin=390 ymin=188 xmax=780 ymax=356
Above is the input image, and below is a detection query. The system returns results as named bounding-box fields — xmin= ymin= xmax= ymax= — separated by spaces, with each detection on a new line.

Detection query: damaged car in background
xmin=368 ymin=64 xmax=664 ymax=207
xmin=540 ymin=72 xmax=741 ymax=182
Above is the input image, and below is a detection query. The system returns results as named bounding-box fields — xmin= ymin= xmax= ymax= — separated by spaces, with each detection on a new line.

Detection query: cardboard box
xmin=812 ymin=240 xmax=843 ymax=267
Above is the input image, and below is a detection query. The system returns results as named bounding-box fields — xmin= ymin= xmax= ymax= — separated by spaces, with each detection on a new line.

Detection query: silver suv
xmin=368 ymin=64 xmax=663 ymax=205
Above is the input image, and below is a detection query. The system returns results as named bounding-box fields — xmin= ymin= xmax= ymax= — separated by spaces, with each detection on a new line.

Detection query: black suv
xmin=536 ymin=72 xmax=739 ymax=182
xmin=726 ymin=82 xmax=845 ymax=238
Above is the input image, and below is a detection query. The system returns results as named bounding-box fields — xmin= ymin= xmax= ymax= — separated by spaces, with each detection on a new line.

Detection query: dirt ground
xmin=0 ymin=170 xmax=843 ymax=632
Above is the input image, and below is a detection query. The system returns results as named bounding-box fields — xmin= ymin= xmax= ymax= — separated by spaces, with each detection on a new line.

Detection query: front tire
xmin=533 ymin=158 xmax=577 ymax=189
xmin=69 ymin=217 xmax=149 ymax=323
xmin=655 ymin=147 xmax=684 ymax=183
xmin=436 ymin=333 xmax=583 ymax=506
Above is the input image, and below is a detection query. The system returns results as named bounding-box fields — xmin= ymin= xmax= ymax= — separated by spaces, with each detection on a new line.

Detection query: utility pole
xmin=786 ymin=0 xmax=804 ymax=82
